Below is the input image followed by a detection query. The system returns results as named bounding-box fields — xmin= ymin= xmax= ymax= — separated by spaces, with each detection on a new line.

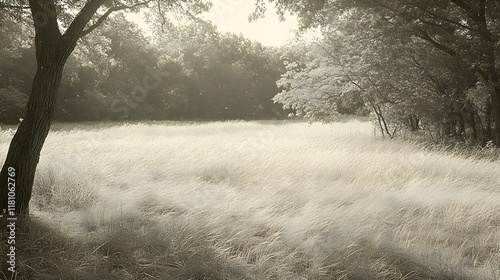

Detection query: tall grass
xmin=0 ymin=121 xmax=499 ymax=279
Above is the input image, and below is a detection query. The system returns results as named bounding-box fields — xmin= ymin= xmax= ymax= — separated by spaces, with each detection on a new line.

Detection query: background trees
xmin=1 ymin=0 xmax=498 ymax=214
xmin=0 ymin=15 xmax=285 ymax=124
xmin=0 ymin=1 xmax=287 ymax=213
xmin=0 ymin=0 xmax=214 ymax=215
xmin=177 ymin=23 xmax=285 ymax=119
xmin=267 ymin=0 xmax=500 ymax=145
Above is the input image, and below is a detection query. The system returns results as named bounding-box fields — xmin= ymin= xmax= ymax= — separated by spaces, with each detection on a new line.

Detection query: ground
xmin=1 ymin=120 xmax=499 ymax=279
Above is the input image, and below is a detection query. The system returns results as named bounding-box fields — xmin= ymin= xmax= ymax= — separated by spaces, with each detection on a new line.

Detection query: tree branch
xmin=409 ymin=2 xmax=475 ymax=32
xmin=449 ymin=0 xmax=472 ymax=12
xmin=419 ymin=19 xmax=457 ymax=35
xmin=450 ymin=0 xmax=480 ymax=22
xmin=156 ymin=0 xmax=167 ymax=31
xmin=171 ymin=1 xmax=208 ymax=26
xmin=414 ymin=28 xmax=457 ymax=56
xmin=410 ymin=55 xmax=447 ymax=96
xmin=80 ymin=0 xmax=153 ymax=37
xmin=63 ymin=0 xmax=106 ymax=48
xmin=312 ymin=41 xmax=343 ymax=66
xmin=478 ymin=0 xmax=486 ymax=22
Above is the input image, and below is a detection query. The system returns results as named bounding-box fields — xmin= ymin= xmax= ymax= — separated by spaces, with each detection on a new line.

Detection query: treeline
xmin=0 ymin=13 xmax=285 ymax=124
xmin=273 ymin=1 xmax=500 ymax=146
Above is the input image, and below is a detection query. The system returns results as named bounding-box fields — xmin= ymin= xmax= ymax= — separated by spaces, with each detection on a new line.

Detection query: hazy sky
xmin=127 ymin=1 xmax=300 ymax=47
xmin=201 ymin=1 xmax=299 ymax=46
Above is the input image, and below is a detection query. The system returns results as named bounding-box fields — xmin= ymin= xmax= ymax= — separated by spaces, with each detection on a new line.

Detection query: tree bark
xmin=485 ymin=101 xmax=493 ymax=142
xmin=0 ymin=0 xmax=107 ymax=215
xmin=467 ymin=0 xmax=500 ymax=144
xmin=0 ymin=51 xmax=66 ymax=215
xmin=490 ymin=79 xmax=500 ymax=145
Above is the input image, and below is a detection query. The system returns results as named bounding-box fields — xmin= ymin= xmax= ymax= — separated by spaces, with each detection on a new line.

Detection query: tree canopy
xmin=0 ymin=12 xmax=286 ymax=123
xmin=267 ymin=0 xmax=500 ymax=144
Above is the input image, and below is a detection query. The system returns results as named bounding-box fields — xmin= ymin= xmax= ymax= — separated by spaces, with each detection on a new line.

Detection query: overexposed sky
xmin=127 ymin=1 xmax=300 ymax=46
xmin=201 ymin=1 xmax=299 ymax=46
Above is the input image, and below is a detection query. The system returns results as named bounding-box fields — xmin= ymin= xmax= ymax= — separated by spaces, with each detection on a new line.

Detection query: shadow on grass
xmin=0 ymin=217 xmax=487 ymax=280
xmin=1 ymin=216 xmax=248 ymax=280
xmin=315 ymin=239 xmax=478 ymax=280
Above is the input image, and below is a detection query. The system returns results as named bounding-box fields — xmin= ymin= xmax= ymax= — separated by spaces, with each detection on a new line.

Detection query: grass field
xmin=1 ymin=121 xmax=500 ymax=279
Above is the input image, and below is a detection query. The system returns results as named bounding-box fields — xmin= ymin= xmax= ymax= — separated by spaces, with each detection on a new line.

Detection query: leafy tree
xmin=265 ymin=0 xmax=499 ymax=143
xmin=0 ymin=0 xmax=211 ymax=215
xmin=0 ymin=13 xmax=36 ymax=98
xmin=159 ymin=22 xmax=285 ymax=119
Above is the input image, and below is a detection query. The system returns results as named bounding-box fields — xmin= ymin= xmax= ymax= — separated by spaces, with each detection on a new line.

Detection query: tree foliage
xmin=0 ymin=0 xmax=213 ymax=215
xmin=269 ymin=0 xmax=500 ymax=144
xmin=0 ymin=13 xmax=286 ymax=123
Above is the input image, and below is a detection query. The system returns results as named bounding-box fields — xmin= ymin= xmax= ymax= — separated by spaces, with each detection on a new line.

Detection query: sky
xmin=127 ymin=1 xmax=300 ymax=47
xmin=200 ymin=1 xmax=299 ymax=47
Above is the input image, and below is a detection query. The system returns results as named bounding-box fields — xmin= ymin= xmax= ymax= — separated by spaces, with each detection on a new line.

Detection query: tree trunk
xmin=457 ymin=113 xmax=465 ymax=142
xmin=469 ymin=110 xmax=478 ymax=143
xmin=485 ymin=101 xmax=493 ymax=141
xmin=491 ymin=84 xmax=500 ymax=145
xmin=0 ymin=57 xmax=65 ymax=215
xmin=0 ymin=0 xmax=108 ymax=216
xmin=474 ymin=4 xmax=500 ymax=145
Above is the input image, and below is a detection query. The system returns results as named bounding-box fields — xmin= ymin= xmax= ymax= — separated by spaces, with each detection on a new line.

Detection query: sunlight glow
xmin=201 ymin=1 xmax=299 ymax=46
xmin=126 ymin=1 xmax=299 ymax=46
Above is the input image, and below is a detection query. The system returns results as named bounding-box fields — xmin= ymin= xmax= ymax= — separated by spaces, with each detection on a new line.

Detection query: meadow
xmin=1 ymin=120 xmax=499 ymax=279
